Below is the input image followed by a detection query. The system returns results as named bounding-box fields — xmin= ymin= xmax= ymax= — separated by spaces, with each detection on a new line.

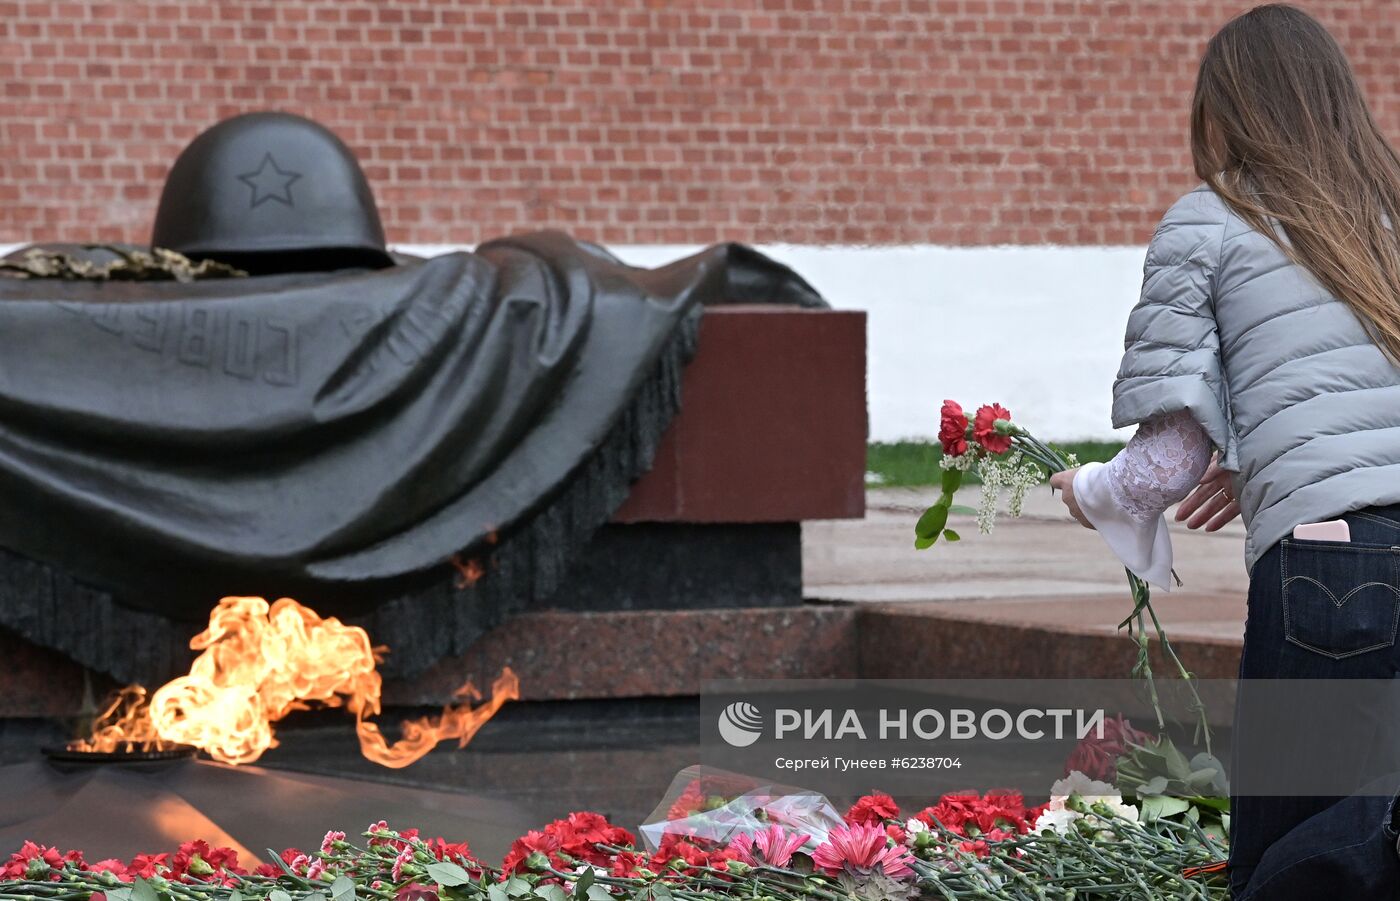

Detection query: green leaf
xmin=303 ymin=892 xmax=327 ymax=901
xmin=486 ymin=884 xmax=508 ymax=901
xmin=943 ymin=528 xmax=961 ymax=542
xmin=330 ymin=877 xmax=355 ymax=901
xmin=537 ymin=886 xmax=566 ymax=901
xmin=270 ymin=891 xmax=292 ymax=901
xmin=131 ymin=879 xmax=160 ymax=901
xmin=106 ymin=889 xmax=132 ymax=901
xmin=1139 ymin=794 xmax=1191 ymax=823
xmin=574 ymin=868 xmax=595 ymax=898
xmin=426 ymin=862 xmax=476 ymax=888
xmin=585 ymin=887 xmax=612 ymax=901
xmin=229 ymin=891 xmax=244 ymax=901
xmin=504 ymin=877 xmax=532 ymax=898
xmin=649 ymin=886 xmax=674 ymax=901
xmin=948 ymin=504 xmax=978 ymax=516
xmin=914 ymin=503 xmax=949 ymax=539
xmin=1188 ymin=795 xmax=1231 ymax=813
xmin=914 ymin=534 xmax=936 ymax=550
xmin=940 ymin=468 xmax=964 ymax=496
xmin=1138 ymin=775 xmax=1170 ymax=796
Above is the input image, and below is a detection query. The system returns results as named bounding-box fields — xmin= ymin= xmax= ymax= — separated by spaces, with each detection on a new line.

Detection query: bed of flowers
xmin=0 ymin=759 xmax=1230 ymax=901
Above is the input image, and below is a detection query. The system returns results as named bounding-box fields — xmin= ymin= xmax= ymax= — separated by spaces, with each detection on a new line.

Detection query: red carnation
xmin=973 ymin=403 xmax=1013 ymax=455
xmin=127 ymin=853 xmax=169 ymax=879
xmin=90 ymin=859 xmax=131 ymax=882
xmin=609 ymin=850 xmax=646 ymax=878
xmin=939 ymin=400 xmax=969 ymax=457
xmin=666 ymin=780 xmax=707 ymax=821
xmin=844 ymin=792 xmax=900 ymax=827
xmin=915 ymin=789 xmax=1036 ymax=838
xmin=1063 ymin=714 xmax=1153 ymax=783
xmin=425 ymin=837 xmax=479 ymax=874
xmin=2 ymin=842 xmax=65 ymax=881
xmin=651 ymin=834 xmax=737 ymax=875
xmin=501 ymin=829 xmax=562 ymax=874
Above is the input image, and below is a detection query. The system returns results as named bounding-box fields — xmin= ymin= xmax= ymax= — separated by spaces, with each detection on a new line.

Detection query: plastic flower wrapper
xmin=639 ymin=765 xmax=846 ymax=853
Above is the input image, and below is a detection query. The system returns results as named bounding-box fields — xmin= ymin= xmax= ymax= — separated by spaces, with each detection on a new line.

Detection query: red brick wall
xmin=3 ymin=1 xmax=1399 ymax=247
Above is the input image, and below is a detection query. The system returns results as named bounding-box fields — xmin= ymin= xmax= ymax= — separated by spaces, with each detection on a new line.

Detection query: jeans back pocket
xmin=1282 ymin=538 xmax=1400 ymax=659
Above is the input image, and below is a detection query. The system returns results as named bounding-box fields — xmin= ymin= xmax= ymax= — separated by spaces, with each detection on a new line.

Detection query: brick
xmin=1 ymin=1 xmax=1398 ymax=246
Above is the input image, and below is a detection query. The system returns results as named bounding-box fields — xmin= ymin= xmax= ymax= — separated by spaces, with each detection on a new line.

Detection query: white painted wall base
xmin=406 ymin=243 xmax=1149 ymax=442
xmin=4 ymin=241 xmax=1148 ymax=441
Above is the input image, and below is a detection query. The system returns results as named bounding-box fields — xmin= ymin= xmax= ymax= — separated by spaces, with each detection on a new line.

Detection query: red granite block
xmin=857 ymin=601 xmax=1243 ymax=681
xmin=382 ymin=605 xmax=860 ymax=705
xmin=614 ymin=306 xmax=867 ymax=524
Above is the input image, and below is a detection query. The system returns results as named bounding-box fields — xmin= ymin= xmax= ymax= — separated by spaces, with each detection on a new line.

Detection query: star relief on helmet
xmin=237 ymin=152 xmax=302 ymax=209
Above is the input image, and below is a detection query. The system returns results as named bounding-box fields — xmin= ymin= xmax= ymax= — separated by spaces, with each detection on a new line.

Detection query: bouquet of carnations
xmin=915 ymin=401 xmax=1208 ymax=746
xmin=0 ymin=765 xmax=1229 ymax=901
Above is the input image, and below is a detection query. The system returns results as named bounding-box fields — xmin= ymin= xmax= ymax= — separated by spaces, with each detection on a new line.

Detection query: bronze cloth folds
xmin=0 ymin=233 xmax=824 ymax=683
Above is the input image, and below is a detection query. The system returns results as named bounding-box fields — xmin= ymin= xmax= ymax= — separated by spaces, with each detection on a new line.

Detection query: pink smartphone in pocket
xmin=1292 ymin=520 xmax=1351 ymax=542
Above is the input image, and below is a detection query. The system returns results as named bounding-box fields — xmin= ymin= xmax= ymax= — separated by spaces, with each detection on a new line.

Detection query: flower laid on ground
xmin=811 ymin=822 xmax=915 ymax=878
xmin=1 ymin=842 xmax=77 ymax=881
xmin=0 ymin=780 xmax=1232 ymax=901
xmin=915 ymin=398 xmax=1210 ymax=747
xmin=665 ymin=778 xmax=708 ymax=820
xmin=914 ymin=789 xmax=1045 ymax=840
xmin=810 ymin=822 xmax=919 ymax=901
xmin=1064 ymin=714 xmax=1154 ymax=783
xmin=844 ymin=791 xmax=900 ymax=826
xmin=726 ymin=824 xmax=809 ymax=868
xmin=1033 ymin=771 xmax=1141 ymax=836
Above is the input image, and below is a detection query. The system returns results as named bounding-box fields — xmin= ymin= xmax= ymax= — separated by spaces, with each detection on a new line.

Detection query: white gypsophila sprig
xmin=939 ymin=450 xmax=977 ymax=472
xmin=975 ymin=455 xmax=1008 ymax=534
xmin=976 ymin=453 xmax=1046 ymax=530
xmin=1005 ymin=455 xmax=1044 ymax=518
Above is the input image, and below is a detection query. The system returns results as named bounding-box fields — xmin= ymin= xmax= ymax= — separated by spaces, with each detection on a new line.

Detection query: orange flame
xmin=72 ymin=596 xmax=516 ymax=768
xmin=69 ymin=685 xmax=180 ymax=754
xmin=356 ymin=668 xmax=520 ymax=769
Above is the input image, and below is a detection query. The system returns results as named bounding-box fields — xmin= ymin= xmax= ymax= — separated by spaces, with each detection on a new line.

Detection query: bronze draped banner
xmin=0 ymin=233 xmax=824 ymax=682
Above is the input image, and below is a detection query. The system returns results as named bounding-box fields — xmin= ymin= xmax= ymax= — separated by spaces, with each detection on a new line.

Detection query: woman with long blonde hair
xmin=1050 ymin=5 xmax=1400 ymax=896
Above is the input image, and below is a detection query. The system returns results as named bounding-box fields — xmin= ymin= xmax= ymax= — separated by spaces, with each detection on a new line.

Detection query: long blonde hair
xmin=1193 ymin=4 xmax=1400 ymax=362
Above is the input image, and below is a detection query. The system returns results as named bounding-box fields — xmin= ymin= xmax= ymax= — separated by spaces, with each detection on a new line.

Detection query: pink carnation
xmin=726 ymin=825 xmax=809 ymax=868
xmin=810 ymin=823 xmax=914 ymax=880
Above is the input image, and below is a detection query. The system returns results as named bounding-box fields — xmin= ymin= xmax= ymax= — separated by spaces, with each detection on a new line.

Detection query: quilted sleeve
xmin=1111 ymin=188 xmax=1238 ymax=470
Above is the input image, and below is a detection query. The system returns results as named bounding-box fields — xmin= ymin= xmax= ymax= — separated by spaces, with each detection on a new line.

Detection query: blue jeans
xmin=1231 ymin=504 xmax=1400 ymax=899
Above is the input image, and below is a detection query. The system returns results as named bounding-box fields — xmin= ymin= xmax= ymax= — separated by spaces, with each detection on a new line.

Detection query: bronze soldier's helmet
xmin=152 ymin=112 xmax=394 ymax=273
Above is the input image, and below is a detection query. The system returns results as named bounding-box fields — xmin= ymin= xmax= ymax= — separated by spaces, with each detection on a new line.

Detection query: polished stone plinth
xmin=0 ymin=757 xmax=535 ymax=865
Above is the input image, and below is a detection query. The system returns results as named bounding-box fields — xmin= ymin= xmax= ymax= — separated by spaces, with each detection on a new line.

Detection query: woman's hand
xmin=1174 ymin=453 xmax=1241 ymax=531
xmin=1049 ymin=467 xmax=1095 ymax=530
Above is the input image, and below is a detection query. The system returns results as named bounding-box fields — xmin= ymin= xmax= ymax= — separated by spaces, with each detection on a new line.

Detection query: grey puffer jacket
xmin=1114 ymin=184 xmax=1400 ymax=572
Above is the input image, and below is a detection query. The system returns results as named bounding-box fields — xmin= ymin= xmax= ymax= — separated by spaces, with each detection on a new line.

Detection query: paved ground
xmin=804 ymin=487 xmax=1250 ymax=646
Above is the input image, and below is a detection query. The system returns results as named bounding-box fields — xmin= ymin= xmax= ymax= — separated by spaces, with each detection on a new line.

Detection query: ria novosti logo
xmin=717 ymin=701 xmax=764 ymax=747
xmin=715 ymin=698 xmax=1107 ymax=747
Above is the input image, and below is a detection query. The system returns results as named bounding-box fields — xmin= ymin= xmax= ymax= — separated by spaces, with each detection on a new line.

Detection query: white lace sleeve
xmin=1102 ymin=409 xmax=1214 ymax=523
xmin=1069 ymin=411 xmax=1215 ymax=591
